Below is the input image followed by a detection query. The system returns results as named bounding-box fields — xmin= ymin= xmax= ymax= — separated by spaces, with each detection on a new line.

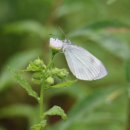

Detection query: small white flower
xmin=49 ymin=38 xmax=63 ymax=50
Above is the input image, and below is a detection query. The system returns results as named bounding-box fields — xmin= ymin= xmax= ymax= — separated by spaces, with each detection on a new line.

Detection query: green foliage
xmin=27 ymin=58 xmax=46 ymax=72
xmin=107 ymin=0 xmax=117 ymax=5
xmin=51 ymin=86 xmax=122 ymax=130
xmin=0 ymin=50 xmax=41 ymax=91
xmin=2 ymin=21 xmax=45 ymax=38
xmin=46 ymin=77 xmax=54 ymax=85
xmin=44 ymin=106 xmax=67 ymax=120
xmin=50 ymin=80 xmax=77 ymax=89
xmin=0 ymin=104 xmax=34 ymax=119
xmin=126 ymin=59 xmax=130 ymax=99
xmin=12 ymin=70 xmax=39 ymax=101
xmin=69 ymin=25 xmax=130 ymax=60
xmin=25 ymin=58 xmax=70 ymax=87
xmin=0 ymin=0 xmax=130 ymax=130
xmin=51 ymin=68 xmax=69 ymax=79
xmin=31 ymin=120 xmax=47 ymax=130
xmin=126 ymin=59 xmax=130 ymax=82
xmin=10 ymin=56 xmax=74 ymax=130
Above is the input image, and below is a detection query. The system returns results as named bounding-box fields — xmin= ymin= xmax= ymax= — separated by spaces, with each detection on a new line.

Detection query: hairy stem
xmin=39 ymin=80 xmax=46 ymax=130
xmin=40 ymin=83 xmax=45 ymax=120
xmin=39 ymin=49 xmax=56 ymax=130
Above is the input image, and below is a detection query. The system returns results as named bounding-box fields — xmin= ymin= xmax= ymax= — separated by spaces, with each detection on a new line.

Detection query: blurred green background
xmin=0 ymin=0 xmax=130 ymax=130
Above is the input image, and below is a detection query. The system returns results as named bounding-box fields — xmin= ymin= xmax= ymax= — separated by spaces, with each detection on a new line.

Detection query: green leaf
xmin=69 ymin=87 xmax=118 ymax=117
xmin=31 ymin=120 xmax=47 ymax=130
xmin=126 ymin=59 xmax=130 ymax=82
xmin=11 ymin=69 xmax=39 ymax=101
xmin=2 ymin=21 xmax=45 ymax=38
xmin=2 ymin=21 xmax=59 ymax=39
xmin=0 ymin=104 xmax=34 ymax=119
xmin=57 ymin=3 xmax=86 ymax=17
xmin=50 ymin=80 xmax=77 ymax=89
xmin=44 ymin=106 xmax=67 ymax=120
xmin=69 ymin=28 xmax=130 ymax=60
xmin=52 ymin=86 xmax=120 ymax=130
xmin=0 ymin=105 xmax=40 ymax=130
xmin=86 ymin=21 xmax=130 ymax=30
xmin=0 ymin=50 xmax=41 ymax=91
xmin=126 ymin=59 xmax=130 ymax=98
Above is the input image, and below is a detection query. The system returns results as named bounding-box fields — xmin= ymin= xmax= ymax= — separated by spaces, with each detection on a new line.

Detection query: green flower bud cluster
xmin=45 ymin=68 xmax=69 ymax=85
xmin=26 ymin=58 xmax=69 ymax=86
xmin=51 ymin=68 xmax=69 ymax=78
xmin=26 ymin=58 xmax=46 ymax=85
xmin=27 ymin=58 xmax=46 ymax=72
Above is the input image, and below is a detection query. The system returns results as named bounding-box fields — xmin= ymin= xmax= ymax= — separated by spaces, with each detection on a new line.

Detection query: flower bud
xmin=46 ymin=77 xmax=54 ymax=85
xmin=34 ymin=58 xmax=46 ymax=68
xmin=58 ymin=69 xmax=69 ymax=77
xmin=49 ymin=38 xmax=63 ymax=50
xmin=27 ymin=58 xmax=46 ymax=71
xmin=51 ymin=68 xmax=60 ymax=74
xmin=34 ymin=58 xmax=43 ymax=65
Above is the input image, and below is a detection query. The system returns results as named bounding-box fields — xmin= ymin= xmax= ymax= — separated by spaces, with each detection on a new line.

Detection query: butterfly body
xmin=50 ymin=38 xmax=108 ymax=80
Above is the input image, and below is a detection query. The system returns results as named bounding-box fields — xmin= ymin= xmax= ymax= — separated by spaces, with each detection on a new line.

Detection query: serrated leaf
xmin=44 ymin=106 xmax=67 ymax=120
xmin=50 ymin=80 xmax=77 ymax=89
xmin=11 ymin=69 xmax=39 ymax=101
xmin=31 ymin=120 xmax=47 ymax=130
xmin=0 ymin=50 xmax=41 ymax=91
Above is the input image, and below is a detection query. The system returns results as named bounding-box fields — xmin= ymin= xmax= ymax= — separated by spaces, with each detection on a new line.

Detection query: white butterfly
xmin=50 ymin=38 xmax=108 ymax=80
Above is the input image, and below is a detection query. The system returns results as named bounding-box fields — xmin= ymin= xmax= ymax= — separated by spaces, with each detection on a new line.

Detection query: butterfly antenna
xmin=49 ymin=33 xmax=56 ymax=38
xmin=58 ymin=26 xmax=68 ymax=39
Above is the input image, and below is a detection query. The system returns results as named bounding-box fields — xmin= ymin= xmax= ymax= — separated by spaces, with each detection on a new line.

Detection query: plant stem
xmin=39 ymin=50 xmax=54 ymax=120
xmin=40 ymin=81 xmax=45 ymax=120
xmin=39 ymin=49 xmax=55 ymax=129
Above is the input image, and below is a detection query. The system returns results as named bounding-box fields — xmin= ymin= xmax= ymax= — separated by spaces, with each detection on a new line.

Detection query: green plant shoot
xmin=12 ymin=44 xmax=76 ymax=130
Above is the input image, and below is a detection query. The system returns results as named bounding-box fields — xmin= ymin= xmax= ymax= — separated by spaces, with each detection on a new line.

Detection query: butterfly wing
xmin=63 ymin=44 xmax=107 ymax=80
